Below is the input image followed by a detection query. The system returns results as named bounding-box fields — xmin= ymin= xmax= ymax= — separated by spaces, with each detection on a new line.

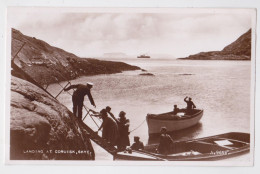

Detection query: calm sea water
xmin=48 ymin=58 xmax=252 ymax=160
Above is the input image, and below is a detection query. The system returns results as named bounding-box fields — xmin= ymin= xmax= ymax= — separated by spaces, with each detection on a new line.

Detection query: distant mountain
xmin=11 ymin=29 xmax=140 ymax=85
xmin=179 ymin=29 xmax=251 ymax=60
xmin=103 ymin=52 xmax=128 ymax=58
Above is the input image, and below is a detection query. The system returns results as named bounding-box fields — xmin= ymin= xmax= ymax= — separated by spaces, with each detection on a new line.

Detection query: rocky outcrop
xmin=222 ymin=29 xmax=251 ymax=56
xmin=10 ymin=76 xmax=95 ymax=160
xmin=11 ymin=28 xmax=140 ymax=85
xmin=179 ymin=29 xmax=251 ymax=60
xmin=139 ymin=73 xmax=155 ymax=76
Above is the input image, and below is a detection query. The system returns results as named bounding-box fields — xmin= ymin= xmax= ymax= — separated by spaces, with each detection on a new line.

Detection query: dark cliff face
xmin=10 ymin=76 xmax=95 ymax=160
xmin=179 ymin=29 xmax=251 ymax=60
xmin=11 ymin=28 xmax=140 ymax=85
xmin=222 ymin=29 xmax=251 ymax=56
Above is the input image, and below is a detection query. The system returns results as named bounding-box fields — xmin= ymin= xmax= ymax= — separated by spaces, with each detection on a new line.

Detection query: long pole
xmin=12 ymin=42 xmax=26 ymax=60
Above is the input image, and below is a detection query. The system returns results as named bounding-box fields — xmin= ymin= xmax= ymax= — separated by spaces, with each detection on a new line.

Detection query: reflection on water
xmin=148 ymin=123 xmax=203 ymax=144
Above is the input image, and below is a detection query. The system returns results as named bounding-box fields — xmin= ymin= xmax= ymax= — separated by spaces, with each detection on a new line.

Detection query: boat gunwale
xmin=114 ymin=132 xmax=250 ymax=161
xmin=114 ymin=145 xmax=250 ymax=161
xmin=146 ymin=132 xmax=250 ymax=148
xmin=145 ymin=145 xmax=250 ymax=161
xmin=146 ymin=109 xmax=204 ymax=121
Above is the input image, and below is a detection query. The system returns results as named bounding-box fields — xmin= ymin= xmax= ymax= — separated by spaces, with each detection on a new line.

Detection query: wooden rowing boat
xmin=114 ymin=132 xmax=250 ymax=161
xmin=146 ymin=109 xmax=203 ymax=135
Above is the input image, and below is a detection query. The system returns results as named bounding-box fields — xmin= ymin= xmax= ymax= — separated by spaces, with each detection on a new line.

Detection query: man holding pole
xmin=64 ymin=82 xmax=96 ymax=120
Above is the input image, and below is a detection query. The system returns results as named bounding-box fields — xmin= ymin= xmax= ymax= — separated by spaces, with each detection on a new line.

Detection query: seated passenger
xmin=173 ymin=105 xmax=180 ymax=115
xmin=131 ymin=136 xmax=144 ymax=151
xmin=157 ymin=127 xmax=174 ymax=155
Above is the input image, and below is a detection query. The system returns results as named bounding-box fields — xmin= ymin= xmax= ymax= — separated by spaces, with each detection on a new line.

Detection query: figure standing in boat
xmin=157 ymin=127 xmax=174 ymax=155
xmin=184 ymin=96 xmax=196 ymax=115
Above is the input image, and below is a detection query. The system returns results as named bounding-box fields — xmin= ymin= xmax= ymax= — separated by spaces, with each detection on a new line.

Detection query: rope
xmin=129 ymin=118 xmax=146 ymax=133
xmin=12 ymin=42 xmax=26 ymax=61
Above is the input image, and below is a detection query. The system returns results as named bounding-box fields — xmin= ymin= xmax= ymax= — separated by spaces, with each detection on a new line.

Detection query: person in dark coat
xmin=97 ymin=109 xmax=119 ymax=146
xmin=64 ymin=82 xmax=96 ymax=120
xmin=117 ymin=111 xmax=130 ymax=151
xmin=105 ymin=107 xmax=131 ymax=150
xmin=131 ymin=136 xmax=144 ymax=151
xmin=157 ymin=127 xmax=174 ymax=155
xmin=184 ymin=96 xmax=196 ymax=115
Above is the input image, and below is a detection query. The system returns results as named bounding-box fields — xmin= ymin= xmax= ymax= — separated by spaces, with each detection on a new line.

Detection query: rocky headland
xmin=179 ymin=29 xmax=251 ymax=60
xmin=11 ymin=28 xmax=140 ymax=86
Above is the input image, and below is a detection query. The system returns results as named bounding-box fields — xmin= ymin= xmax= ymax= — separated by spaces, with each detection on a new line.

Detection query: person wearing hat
xmin=64 ymin=82 xmax=96 ymax=120
xmin=130 ymin=136 xmax=144 ymax=151
xmin=97 ymin=109 xmax=119 ymax=146
xmin=105 ymin=106 xmax=117 ymax=121
xmin=184 ymin=96 xmax=196 ymax=115
xmin=157 ymin=127 xmax=174 ymax=155
xmin=117 ymin=111 xmax=130 ymax=151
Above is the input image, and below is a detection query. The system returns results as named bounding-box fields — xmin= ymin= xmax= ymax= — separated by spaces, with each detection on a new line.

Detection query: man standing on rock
xmin=64 ymin=82 xmax=96 ymax=120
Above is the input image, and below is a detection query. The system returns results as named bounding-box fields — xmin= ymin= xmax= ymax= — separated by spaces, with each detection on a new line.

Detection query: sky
xmin=8 ymin=8 xmax=254 ymax=58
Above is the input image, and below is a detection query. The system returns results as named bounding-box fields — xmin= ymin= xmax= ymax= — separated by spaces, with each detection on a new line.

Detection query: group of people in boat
xmin=64 ymin=82 xmax=196 ymax=154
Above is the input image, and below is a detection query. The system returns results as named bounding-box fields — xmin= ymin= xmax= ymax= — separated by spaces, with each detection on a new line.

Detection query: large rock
xmin=10 ymin=76 xmax=95 ymax=160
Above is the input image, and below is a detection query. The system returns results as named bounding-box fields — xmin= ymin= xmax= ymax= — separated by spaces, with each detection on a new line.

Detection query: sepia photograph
xmin=6 ymin=7 xmax=255 ymax=165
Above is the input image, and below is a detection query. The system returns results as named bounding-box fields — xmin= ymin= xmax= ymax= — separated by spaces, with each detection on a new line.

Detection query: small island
xmin=137 ymin=54 xmax=150 ymax=58
xmin=139 ymin=73 xmax=155 ymax=76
